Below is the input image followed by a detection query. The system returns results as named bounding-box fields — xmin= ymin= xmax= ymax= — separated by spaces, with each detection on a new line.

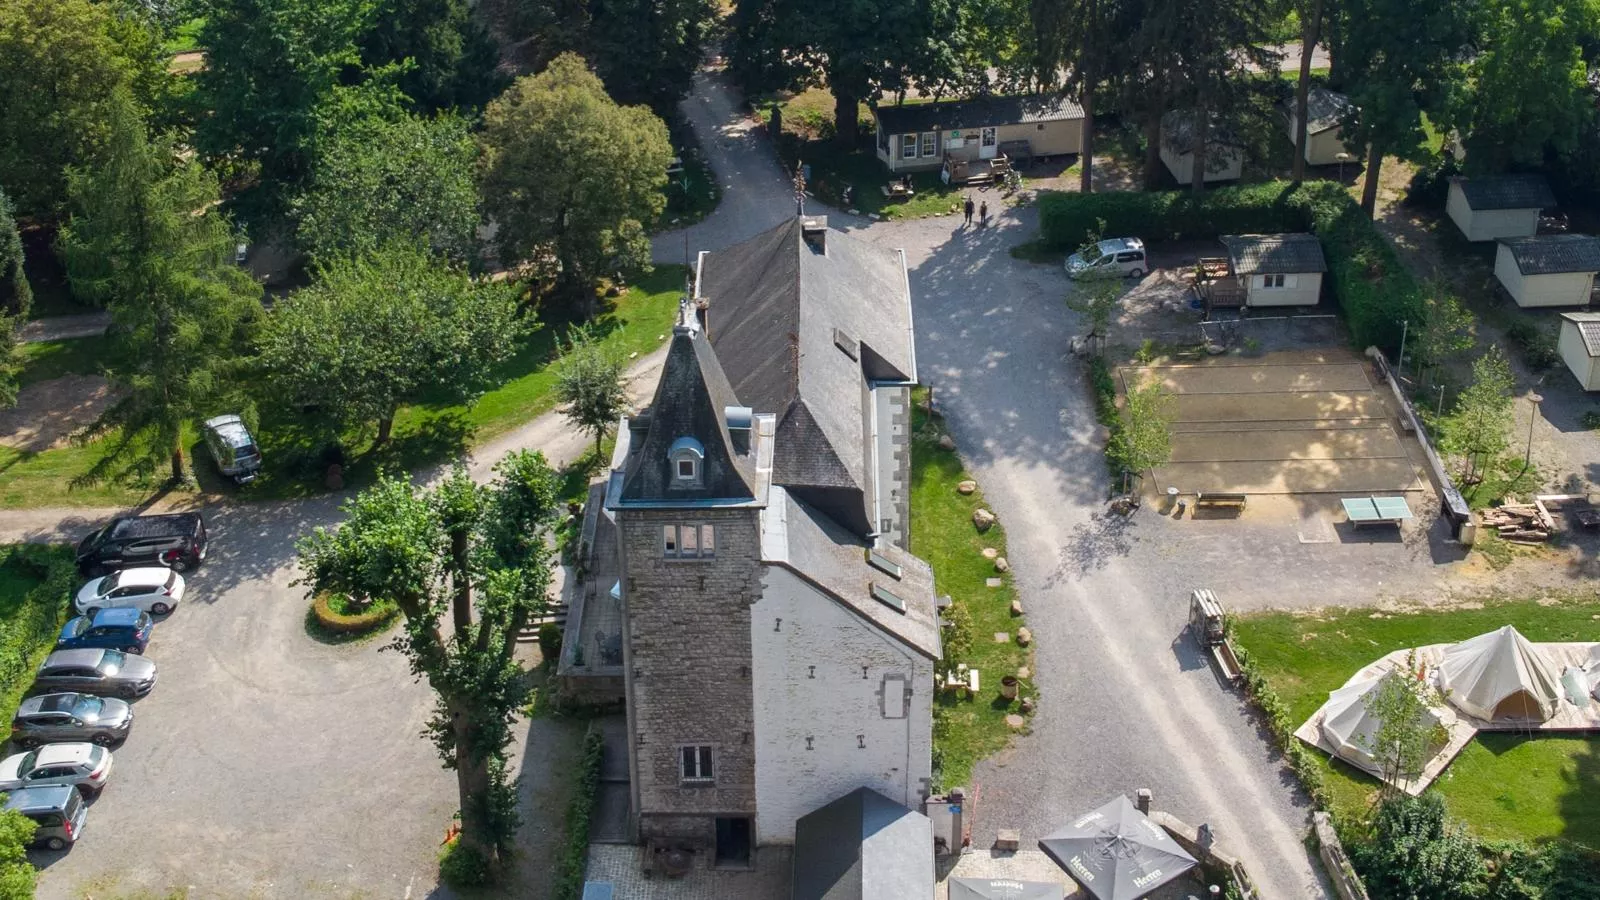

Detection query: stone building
xmin=569 ymin=216 xmax=940 ymax=868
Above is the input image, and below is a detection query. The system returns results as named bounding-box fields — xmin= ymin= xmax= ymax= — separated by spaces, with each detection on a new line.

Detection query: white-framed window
xmin=1261 ymin=273 xmax=1287 ymax=288
xmin=663 ymin=524 xmax=716 ymax=559
xmin=680 ymin=745 xmax=714 ymax=783
xmin=668 ymin=436 xmax=704 ymax=488
xmin=920 ymin=132 xmax=937 ymax=157
xmin=901 ymin=133 xmax=918 ymax=159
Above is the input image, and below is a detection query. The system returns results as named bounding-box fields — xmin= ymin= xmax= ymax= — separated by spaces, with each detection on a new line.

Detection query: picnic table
xmin=880 ymin=182 xmax=915 ymax=199
xmin=1342 ymin=496 xmax=1413 ymax=527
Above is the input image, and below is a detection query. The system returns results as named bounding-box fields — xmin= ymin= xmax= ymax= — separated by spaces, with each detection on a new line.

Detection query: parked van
xmin=202 ymin=415 xmax=262 ymax=484
xmin=1065 ymin=237 xmax=1147 ymax=279
xmin=4 ymin=784 xmax=87 ymax=851
xmin=75 ymin=513 xmax=207 ymax=576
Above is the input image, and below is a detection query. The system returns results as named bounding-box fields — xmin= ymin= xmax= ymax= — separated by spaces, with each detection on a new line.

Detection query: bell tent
xmin=1437 ymin=626 xmax=1562 ymax=722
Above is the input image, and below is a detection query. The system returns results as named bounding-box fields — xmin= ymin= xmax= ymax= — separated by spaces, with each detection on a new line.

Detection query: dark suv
xmin=75 ymin=513 xmax=206 ymax=577
xmin=56 ymin=609 xmax=153 ymax=654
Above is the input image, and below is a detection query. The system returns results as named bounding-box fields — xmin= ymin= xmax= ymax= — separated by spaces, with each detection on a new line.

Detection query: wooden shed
xmin=1285 ymin=88 xmax=1355 ymax=166
xmin=1159 ymin=110 xmax=1244 ymax=184
xmin=1446 ymin=175 xmax=1556 ymax=242
xmin=873 ymin=94 xmax=1084 ymax=176
xmin=1218 ymin=233 xmax=1327 ymax=307
xmin=1558 ymin=312 xmax=1600 ymax=391
xmin=1494 ymin=234 xmax=1600 ymax=308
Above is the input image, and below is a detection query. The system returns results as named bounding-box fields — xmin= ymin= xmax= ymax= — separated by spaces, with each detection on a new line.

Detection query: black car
xmin=75 ymin=513 xmax=206 ymax=577
xmin=56 ymin=609 xmax=153 ymax=655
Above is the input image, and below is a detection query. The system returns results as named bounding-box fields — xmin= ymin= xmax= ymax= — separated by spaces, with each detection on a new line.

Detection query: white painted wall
xmin=1285 ymin=117 xmax=1352 ymax=166
xmin=1495 ymin=246 xmax=1595 ymax=307
xmin=1246 ymin=271 xmax=1322 ymax=307
xmin=749 ymin=566 xmax=934 ymax=845
xmin=1559 ymin=321 xmax=1600 ymax=390
xmin=1159 ymin=144 xmax=1243 ymax=184
xmin=1447 ymin=183 xmax=1541 ymax=241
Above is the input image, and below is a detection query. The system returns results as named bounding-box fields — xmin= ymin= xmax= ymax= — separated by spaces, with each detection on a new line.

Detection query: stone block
xmin=994 ymin=829 xmax=1020 ymax=851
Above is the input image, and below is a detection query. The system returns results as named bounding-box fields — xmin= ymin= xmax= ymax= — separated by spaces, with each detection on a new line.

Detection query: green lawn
xmin=1232 ymin=595 xmax=1600 ymax=847
xmin=909 ymin=388 xmax=1032 ymax=791
xmin=17 ymin=335 xmax=114 ymax=388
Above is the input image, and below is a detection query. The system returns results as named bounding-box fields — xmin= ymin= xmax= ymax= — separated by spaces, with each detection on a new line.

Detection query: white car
xmin=1065 ymin=237 xmax=1147 ymax=279
xmin=75 ymin=567 xmax=186 ymax=616
xmin=0 ymin=743 xmax=113 ymax=795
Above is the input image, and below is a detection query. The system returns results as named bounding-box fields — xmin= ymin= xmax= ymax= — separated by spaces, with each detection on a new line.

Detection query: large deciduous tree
xmin=297 ymin=451 xmax=561 ymax=875
xmin=504 ymin=0 xmax=715 ymax=111
xmin=0 ymin=189 xmax=28 ymax=318
xmin=359 ymin=0 xmax=506 ymax=112
xmin=1033 ymin=0 xmax=1134 ymax=192
xmin=58 ymin=93 xmax=261 ymax=484
xmin=1336 ymin=0 xmax=1478 ymax=214
xmin=260 ymin=243 xmax=527 ymax=445
xmin=479 ymin=54 xmax=671 ymax=309
xmin=292 ymin=112 xmax=481 ymax=266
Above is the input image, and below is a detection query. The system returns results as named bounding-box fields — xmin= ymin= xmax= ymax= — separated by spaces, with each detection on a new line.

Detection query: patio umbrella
xmin=1037 ymin=796 xmax=1198 ymax=900
xmin=948 ymin=877 xmax=1064 ymax=900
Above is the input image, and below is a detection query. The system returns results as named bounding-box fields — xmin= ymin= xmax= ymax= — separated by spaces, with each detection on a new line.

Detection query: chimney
xmin=1136 ymin=788 xmax=1152 ymax=813
xmin=801 ymin=216 xmax=828 ymax=254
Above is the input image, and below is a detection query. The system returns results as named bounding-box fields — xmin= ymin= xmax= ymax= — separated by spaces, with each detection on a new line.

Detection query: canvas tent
xmin=1436 ymin=626 xmax=1563 ymax=722
xmin=1318 ymin=673 xmax=1447 ymax=778
xmin=791 ymin=787 xmax=934 ymax=900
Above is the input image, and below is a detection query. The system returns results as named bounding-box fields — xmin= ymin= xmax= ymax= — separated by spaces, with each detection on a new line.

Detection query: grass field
xmin=909 ymin=389 xmax=1031 ymax=790
xmin=1232 ymin=595 xmax=1600 ymax=847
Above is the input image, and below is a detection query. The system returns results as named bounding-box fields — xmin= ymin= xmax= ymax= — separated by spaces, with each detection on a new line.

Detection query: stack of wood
xmin=1481 ymin=500 xmax=1557 ymax=542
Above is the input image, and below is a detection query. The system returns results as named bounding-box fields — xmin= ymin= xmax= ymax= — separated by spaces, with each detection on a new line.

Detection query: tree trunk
xmin=1142 ymin=112 xmax=1164 ymax=190
xmin=1079 ymin=81 xmax=1096 ymax=194
xmin=832 ymin=85 xmax=860 ymax=148
xmin=1360 ymin=141 xmax=1383 ymax=215
xmin=450 ymin=527 xmax=472 ymax=632
xmin=169 ymin=440 xmax=184 ymax=483
xmin=1190 ymin=95 xmax=1209 ymax=195
xmin=595 ymin=430 xmax=603 ymax=461
xmin=452 ymin=706 xmax=497 ymax=865
xmin=1290 ymin=0 xmax=1325 ymax=184
xmin=377 ymin=413 xmax=395 ymax=445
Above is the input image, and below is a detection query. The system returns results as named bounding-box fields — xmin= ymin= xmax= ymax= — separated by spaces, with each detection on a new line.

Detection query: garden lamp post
xmin=1524 ymin=390 xmax=1543 ymax=469
xmin=1335 ymin=152 xmax=1353 ymax=183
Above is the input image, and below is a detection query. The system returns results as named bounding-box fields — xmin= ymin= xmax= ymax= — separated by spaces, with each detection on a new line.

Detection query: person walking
xmin=963 ymin=196 xmax=975 ymax=226
xmin=979 ymin=199 xmax=989 ymax=228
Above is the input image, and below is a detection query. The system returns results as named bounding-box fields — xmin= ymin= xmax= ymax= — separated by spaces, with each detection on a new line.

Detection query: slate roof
xmin=792 ymin=788 xmax=934 ymax=900
xmin=698 ymin=219 xmax=915 ymax=512
xmin=1221 ymin=233 xmax=1328 ymax=275
xmin=1452 ymin=174 xmax=1557 ymax=211
xmin=873 ymin=94 xmax=1084 ymax=135
xmin=1560 ymin=312 xmax=1600 ymax=357
xmin=1303 ymin=87 xmax=1354 ymax=134
xmin=1160 ymin=109 xmax=1243 ymax=154
xmin=760 ymin=486 xmax=940 ymax=660
xmin=618 ymin=319 xmax=756 ymax=502
xmin=1499 ymin=234 xmax=1600 ymax=275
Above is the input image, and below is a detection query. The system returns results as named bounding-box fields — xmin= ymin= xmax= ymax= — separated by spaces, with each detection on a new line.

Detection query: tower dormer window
xmin=667 ymin=436 xmax=704 ymax=488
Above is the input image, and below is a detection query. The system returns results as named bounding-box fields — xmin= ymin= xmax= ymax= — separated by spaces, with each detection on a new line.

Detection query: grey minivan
xmin=3 ymin=785 xmax=87 ymax=851
xmin=31 ymin=650 xmax=157 ymax=701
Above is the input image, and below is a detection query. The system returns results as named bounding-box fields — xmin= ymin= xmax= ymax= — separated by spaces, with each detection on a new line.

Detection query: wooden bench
xmin=1194 ymin=492 xmax=1248 ymax=510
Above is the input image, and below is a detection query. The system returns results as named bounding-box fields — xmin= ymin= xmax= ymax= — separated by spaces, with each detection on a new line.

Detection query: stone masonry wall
xmin=619 ymin=506 xmax=764 ymax=847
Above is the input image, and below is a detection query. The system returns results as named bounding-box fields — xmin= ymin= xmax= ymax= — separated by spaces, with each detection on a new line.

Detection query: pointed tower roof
xmin=619 ymin=314 xmax=756 ymax=503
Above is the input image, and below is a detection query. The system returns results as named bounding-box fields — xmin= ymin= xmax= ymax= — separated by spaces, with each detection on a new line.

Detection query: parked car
xmin=74 ymin=568 xmax=184 ymax=616
xmin=202 ymin=414 xmax=262 ymax=484
xmin=75 ymin=513 xmax=207 ymax=577
xmin=0 ymin=743 xmax=113 ymax=797
xmin=3 ymin=785 xmax=88 ymax=851
xmin=11 ymin=693 xmax=133 ymax=748
xmin=56 ymin=609 xmax=153 ymax=654
xmin=32 ymin=650 xmax=157 ymax=700
xmin=1065 ymin=237 xmax=1147 ymax=279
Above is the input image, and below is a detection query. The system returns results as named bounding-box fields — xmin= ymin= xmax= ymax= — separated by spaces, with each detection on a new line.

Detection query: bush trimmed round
xmin=310 ymin=592 xmax=399 ymax=636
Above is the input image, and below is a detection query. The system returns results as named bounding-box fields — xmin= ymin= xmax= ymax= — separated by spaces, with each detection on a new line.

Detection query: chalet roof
xmin=618 ymin=319 xmax=756 ymax=502
xmin=1160 ymin=109 xmax=1243 ymax=154
xmin=1304 ymin=87 xmax=1354 ymax=134
xmin=1221 ymin=233 xmax=1328 ymax=275
xmin=1561 ymin=312 xmax=1600 ymax=357
xmin=1452 ymin=175 xmax=1557 ymax=211
xmin=792 ymin=788 xmax=934 ymax=900
xmin=873 ymin=94 xmax=1084 ymax=135
xmin=1499 ymin=234 xmax=1600 ymax=275
xmin=761 ymin=487 xmax=940 ymax=660
xmin=698 ymin=219 xmax=915 ymax=502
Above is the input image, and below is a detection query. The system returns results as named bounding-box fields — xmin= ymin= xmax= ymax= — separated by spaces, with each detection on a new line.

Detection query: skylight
xmin=867 ymin=551 xmax=902 ymax=580
xmin=871 ymin=583 xmax=906 ymax=614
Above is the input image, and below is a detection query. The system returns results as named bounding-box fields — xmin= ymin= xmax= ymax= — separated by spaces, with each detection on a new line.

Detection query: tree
xmin=504 ymin=0 xmax=715 ymax=111
xmin=1350 ymin=792 xmax=1485 ymax=900
xmin=1109 ymin=376 xmax=1174 ymax=483
xmin=0 ymin=808 xmax=36 ymax=898
xmin=1412 ymin=287 xmax=1475 ymax=390
xmin=479 ymin=54 xmax=672 ymax=308
xmin=1033 ymin=0 xmax=1134 ymax=192
xmin=555 ymin=323 xmax=629 ymax=458
xmin=292 ymin=112 xmax=481 ymax=266
xmin=1064 ymin=226 xmax=1123 ymax=353
xmin=0 ymin=188 xmax=28 ymax=318
xmin=1439 ymin=346 xmax=1515 ymax=484
xmin=1290 ymin=0 xmax=1328 ymax=183
xmin=1356 ymin=662 xmax=1449 ymax=797
xmin=0 ymin=0 xmax=168 ymax=219
xmin=1455 ymin=0 xmax=1598 ymax=173
xmin=1336 ymin=0 xmax=1478 ymax=214
xmin=359 ymin=0 xmax=506 ymax=112
xmin=260 ymin=243 xmax=528 ymax=445
xmin=58 ymin=92 xmax=261 ymax=483
xmin=297 ymin=451 xmax=561 ymax=874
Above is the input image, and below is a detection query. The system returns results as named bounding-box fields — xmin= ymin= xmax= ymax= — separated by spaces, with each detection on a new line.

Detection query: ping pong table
xmin=1342 ymin=496 xmax=1413 ymax=527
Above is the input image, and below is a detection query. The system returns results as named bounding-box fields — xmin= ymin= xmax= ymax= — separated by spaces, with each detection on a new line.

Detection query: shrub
xmin=538 ymin=623 xmax=563 ymax=663
xmin=554 ymin=729 xmax=606 ymax=900
xmin=0 ymin=545 xmax=77 ymax=723
xmin=438 ymin=836 xmax=493 ymax=888
xmin=1349 ymin=793 xmax=1485 ymax=900
xmin=309 ymin=591 xmax=400 ymax=636
xmin=1505 ymin=319 xmax=1561 ymax=371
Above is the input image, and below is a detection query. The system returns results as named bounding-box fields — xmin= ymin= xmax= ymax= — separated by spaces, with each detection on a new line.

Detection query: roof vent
xmin=833 ymin=328 xmax=859 ymax=361
xmin=867 ymin=550 xmax=902 ymax=580
xmin=871 ymin=583 xmax=907 ymax=614
xmin=725 ymin=405 xmax=753 ymax=454
xmin=801 ymin=217 xmax=828 ymax=254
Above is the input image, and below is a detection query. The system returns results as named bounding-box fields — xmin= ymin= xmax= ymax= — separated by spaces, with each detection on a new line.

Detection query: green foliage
xmin=1037 ymin=181 xmax=1427 ymax=353
xmin=438 ymin=836 xmax=493 ymax=888
xmin=553 ymin=729 xmax=605 ymax=900
xmin=0 ymin=544 xmax=77 ymax=732
xmin=359 ymin=0 xmax=505 ymax=112
xmin=1350 ymin=793 xmax=1486 ymax=900
xmin=1108 ymin=375 xmax=1174 ymax=481
xmin=58 ymin=92 xmax=261 ymax=484
xmin=1413 ymin=288 xmax=1476 ymax=385
xmin=309 ymin=591 xmax=400 ymax=636
xmin=292 ymin=112 xmax=480 ymax=266
xmin=1357 ymin=663 xmax=1450 ymax=796
xmin=1504 ymin=319 xmax=1561 ymax=372
xmin=507 ymin=0 xmax=715 ymax=111
xmin=555 ymin=323 xmax=629 ymax=458
xmin=0 ymin=190 xmax=28 ymax=319
xmin=260 ymin=243 xmax=528 ymax=445
xmin=1438 ymin=348 xmax=1515 ymax=484
xmin=1232 ymin=640 xmax=1332 ymax=810
xmin=538 ymin=623 xmax=563 ymax=662
xmin=0 ymin=807 xmax=35 ymax=898
xmin=479 ymin=54 xmax=673 ymax=308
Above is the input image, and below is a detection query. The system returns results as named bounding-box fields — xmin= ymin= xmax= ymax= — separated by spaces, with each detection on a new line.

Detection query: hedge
xmin=0 ymin=544 xmax=78 ymax=724
xmin=309 ymin=591 xmax=400 ymax=636
xmin=554 ymin=728 xmax=606 ymax=900
xmin=1039 ymin=181 xmax=1426 ymax=354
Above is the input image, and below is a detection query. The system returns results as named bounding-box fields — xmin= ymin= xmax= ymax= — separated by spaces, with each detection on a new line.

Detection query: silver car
xmin=1065 ymin=237 xmax=1147 ymax=279
xmin=202 ymin=414 xmax=262 ymax=484
xmin=12 ymin=693 xmax=133 ymax=748
xmin=0 ymin=743 xmax=113 ymax=796
xmin=31 ymin=650 xmax=157 ymax=701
